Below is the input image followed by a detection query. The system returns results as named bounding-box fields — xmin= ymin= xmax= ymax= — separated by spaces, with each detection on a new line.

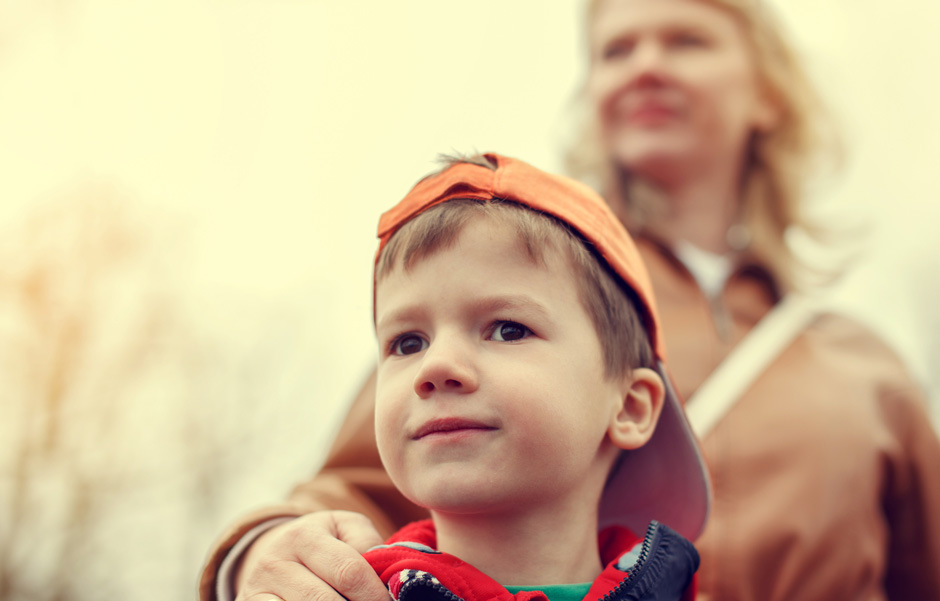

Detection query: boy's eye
xmin=392 ymin=334 xmax=427 ymax=356
xmin=490 ymin=321 xmax=532 ymax=342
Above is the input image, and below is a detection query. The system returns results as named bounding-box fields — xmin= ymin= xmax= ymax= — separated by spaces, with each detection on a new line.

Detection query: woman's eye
xmin=671 ymin=32 xmax=708 ymax=48
xmin=490 ymin=321 xmax=532 ymax=342
xmin=601 ymin=39 xmax=635 ymax=61
xmin=392 ymin=335 xmax=427 ymax=356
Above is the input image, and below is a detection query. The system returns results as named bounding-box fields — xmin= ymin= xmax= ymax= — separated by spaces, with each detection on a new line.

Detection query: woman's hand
xmin=235 ymin=510 xmax=388 ymax=601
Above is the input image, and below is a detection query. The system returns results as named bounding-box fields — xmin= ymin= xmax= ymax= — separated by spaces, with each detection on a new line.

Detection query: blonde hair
xmin=376 ymin=195 xmax=654 ymax=378
xmin=564 ymin=0 xmax=839 ymax=291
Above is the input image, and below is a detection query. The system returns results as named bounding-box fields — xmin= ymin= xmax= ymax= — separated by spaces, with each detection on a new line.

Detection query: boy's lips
xmin=412 ymin=417 xmax=498 ymax=440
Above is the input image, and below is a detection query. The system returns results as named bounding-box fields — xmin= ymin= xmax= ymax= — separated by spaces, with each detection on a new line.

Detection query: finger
xmin=242 ymin=561 xmax=346 ymax=601
xmin=241 ymin=592 xmax=284 ymax=601
xmin=327 ymin=511 xmax=385 ymax=553
xmin=297 ymin=536 xmax=389 ymax=601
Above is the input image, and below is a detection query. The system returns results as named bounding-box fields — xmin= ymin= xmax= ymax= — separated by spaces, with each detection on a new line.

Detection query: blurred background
xmin=1 ymin=1 xmax=938 ymax=599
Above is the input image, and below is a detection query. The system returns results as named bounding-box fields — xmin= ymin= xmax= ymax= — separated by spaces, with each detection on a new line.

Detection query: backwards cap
xmin=375 ymin=153 xmax=711 ymax=540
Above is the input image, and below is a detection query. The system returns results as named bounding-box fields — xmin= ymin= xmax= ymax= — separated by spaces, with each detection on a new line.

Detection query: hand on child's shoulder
xmin=235 ymin=511 xmax=387 ymax=601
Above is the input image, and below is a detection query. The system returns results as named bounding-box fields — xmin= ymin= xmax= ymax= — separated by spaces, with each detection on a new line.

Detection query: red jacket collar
xmin=363 ymin=520 xmax=697 ymax=601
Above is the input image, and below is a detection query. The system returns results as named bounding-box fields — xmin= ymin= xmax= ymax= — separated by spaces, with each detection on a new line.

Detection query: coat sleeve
xmin=881 ymin=383 xmax=940 ymax=599
xmin=198 ymin=368 xmax=428 ymax=601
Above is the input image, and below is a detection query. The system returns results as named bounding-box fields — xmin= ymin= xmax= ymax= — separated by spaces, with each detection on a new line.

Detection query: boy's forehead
xmin=378 ymin=211 xmax=568 ymax=279
xmin=374 ymin=218 xmax=581 ymax=318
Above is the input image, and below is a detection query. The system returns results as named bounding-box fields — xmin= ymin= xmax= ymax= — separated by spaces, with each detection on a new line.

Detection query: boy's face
xmin=374 ymin=217 xmax=626 ymax=519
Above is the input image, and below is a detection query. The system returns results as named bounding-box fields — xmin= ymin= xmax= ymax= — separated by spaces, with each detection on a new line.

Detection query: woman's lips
xmin=626 ymin=102 xmax=679 ymax=125
xmin=412 ymin=417 xmax=497 ymax=440
xmin=613 ymin=93 xmax=682 ymax=126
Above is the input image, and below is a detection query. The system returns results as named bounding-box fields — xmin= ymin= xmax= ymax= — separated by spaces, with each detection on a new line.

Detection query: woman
xmin=201 ymin=1 xmax=940 ymax=600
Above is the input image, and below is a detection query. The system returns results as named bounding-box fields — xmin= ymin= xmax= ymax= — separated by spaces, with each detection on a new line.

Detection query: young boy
xmin=365 ymin=153 xmax=710 ymax=601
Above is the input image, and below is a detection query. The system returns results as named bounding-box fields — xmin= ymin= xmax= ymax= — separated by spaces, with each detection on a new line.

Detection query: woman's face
xmin=587 ymin=0 xmax=777 ymax=182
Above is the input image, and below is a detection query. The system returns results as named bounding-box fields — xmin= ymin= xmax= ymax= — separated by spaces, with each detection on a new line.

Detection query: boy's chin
xmin=406 ymin=487 xmax=518 ymax=518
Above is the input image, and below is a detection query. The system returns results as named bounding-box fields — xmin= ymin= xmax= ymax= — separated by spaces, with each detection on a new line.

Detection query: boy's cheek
xmin=375 ymin=373 xmax=414 ymax=476
xmin=374 ymin=406 xmax=404 ymax=459
xmin=374 ymin=421 xmax=398 ymax=476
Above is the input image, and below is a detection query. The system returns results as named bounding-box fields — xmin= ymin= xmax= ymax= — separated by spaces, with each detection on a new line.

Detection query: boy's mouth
xmin=412 ymin=417 xmax=497 ymax=440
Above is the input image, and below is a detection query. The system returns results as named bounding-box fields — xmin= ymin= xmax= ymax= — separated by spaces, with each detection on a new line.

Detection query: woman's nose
xmin=620 ymin=40 xmax=669 ymax=86
xmin=591 ymin=39 xmax=669 ymax=105
xmin=413 ymin=338 xmax=479 ymax=398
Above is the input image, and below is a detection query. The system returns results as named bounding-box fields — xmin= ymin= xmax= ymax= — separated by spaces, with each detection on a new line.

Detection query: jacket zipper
xmin=399 ymin=575 xmax=466 ymax=601
xmin=708 ymin=292 xmax=733 ymax=341
xmin=598 ymin=521 xmax=659 ymax=601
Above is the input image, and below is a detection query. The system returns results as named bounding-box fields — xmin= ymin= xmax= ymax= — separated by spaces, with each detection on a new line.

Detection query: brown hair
xmin=564 ymin=0 xmax=840 ymax=291
xmin=376 ymin=196 xmax=654 ymax=378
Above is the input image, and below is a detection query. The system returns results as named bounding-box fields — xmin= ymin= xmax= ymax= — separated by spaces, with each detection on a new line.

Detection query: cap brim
xmin=598 ymin=359 xmax=711 ymax=541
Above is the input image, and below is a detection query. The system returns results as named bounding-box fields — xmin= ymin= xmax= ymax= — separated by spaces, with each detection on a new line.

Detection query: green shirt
xmin=504 ymin=583 xmax=593 ymax=601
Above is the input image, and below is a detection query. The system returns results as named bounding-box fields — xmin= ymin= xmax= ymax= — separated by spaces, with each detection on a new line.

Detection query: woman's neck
xmin=660 ymin=193 xmax=738 ymax=255
xmin=625 ymin=151 xmax=746 ymax=254
xmin=431 ymin=503 xmax=603 ymax=586
xmin=661 ymin=181 xmax=740 ymax=254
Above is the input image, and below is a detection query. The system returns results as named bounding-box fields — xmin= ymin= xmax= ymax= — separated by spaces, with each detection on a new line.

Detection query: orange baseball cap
xmin=375 ymin=153 xmax=711 ymax=540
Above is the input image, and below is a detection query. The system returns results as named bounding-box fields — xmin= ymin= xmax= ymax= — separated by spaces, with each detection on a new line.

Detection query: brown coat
xmin=200 ymin=238 xmax=940 ymax=601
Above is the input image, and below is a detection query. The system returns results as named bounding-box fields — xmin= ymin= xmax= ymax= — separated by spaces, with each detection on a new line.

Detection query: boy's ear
xmin=608 ymin=367 xmax=666 ymax=451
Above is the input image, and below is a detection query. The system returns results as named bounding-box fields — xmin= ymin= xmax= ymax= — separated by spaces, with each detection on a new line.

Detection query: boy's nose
xmin=413 ymin=340 xmax=479 ymax=398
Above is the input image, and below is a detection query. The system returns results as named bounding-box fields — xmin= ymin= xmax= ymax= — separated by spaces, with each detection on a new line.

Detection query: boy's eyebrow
xmin=471 ymin=294 xmax=552 ymax=321
xmin=375 ymin=305 xmax=424 ymax=334
xmin=375 ymin=294 xmax=552 ymax=332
